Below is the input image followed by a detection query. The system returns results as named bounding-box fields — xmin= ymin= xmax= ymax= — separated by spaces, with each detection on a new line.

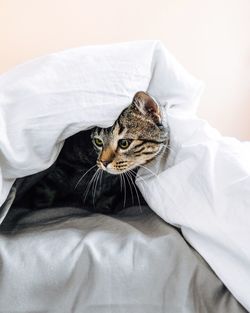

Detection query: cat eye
xmin=94 ymin=137 xmax=103 ymax=147
xmin=118 ymin=139 xmax=132 ymax=149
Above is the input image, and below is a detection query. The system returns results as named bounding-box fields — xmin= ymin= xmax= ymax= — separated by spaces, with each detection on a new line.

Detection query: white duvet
xmin=0 ymin=40 xmax=249 ymax=311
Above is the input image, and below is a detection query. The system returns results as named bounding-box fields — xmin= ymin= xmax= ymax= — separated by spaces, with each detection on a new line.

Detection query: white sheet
xmin=137 ymin=108 xmax=250 ymax=311
xmin=1 ymin=40 xmax=249 ymax=310
xmin=0 ymin=40 xmax=203 ymax=212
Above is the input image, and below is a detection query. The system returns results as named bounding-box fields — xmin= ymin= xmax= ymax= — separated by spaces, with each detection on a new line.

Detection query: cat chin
xmin=103 ymin=168 xmax=127 ymax=175
xmin=102 ymin=165 xmax=138 ymax=176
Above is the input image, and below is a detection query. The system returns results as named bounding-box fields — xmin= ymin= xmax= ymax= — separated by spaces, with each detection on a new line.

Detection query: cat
xmin=11 ymin=91 xmax=169 ymax=216
xmin=92 ymin=91 xmax=167 ymax=174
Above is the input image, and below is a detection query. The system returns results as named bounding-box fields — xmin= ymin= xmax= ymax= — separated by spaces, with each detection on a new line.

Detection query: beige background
xmin=0 ymin=0 xmax=249 ymax=139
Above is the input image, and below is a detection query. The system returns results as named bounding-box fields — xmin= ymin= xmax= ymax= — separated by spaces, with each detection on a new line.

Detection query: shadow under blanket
xmin=2 ymin=129 xmax=145 ymax=229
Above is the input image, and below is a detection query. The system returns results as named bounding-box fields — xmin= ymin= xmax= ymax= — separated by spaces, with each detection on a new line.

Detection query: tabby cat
xmin=11 ymin=91 xmax=168 ymax=215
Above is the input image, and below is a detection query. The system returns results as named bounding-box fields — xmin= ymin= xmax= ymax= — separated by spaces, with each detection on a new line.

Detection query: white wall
xmin=1 ymin=0 xmax=249 ymax=139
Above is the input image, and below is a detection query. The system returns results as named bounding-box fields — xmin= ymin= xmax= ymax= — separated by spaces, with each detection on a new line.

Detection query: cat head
xmin=91 ymin=91 xmax=168 ymax=174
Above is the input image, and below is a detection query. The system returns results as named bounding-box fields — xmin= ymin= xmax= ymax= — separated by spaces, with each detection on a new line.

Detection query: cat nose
xmin=101 ymin=160 xmax=111 ymax=167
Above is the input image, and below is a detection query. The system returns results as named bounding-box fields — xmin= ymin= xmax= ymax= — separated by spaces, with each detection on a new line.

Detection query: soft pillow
xmin=0 ymin=40 xmax=203 ymax=208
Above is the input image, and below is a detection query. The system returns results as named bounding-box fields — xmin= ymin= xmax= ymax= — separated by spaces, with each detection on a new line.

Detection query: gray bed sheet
xmin=0 ymin=205 xmax=246 ymax=313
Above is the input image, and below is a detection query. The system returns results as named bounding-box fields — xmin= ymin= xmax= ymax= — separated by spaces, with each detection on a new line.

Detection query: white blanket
xmin=137 ymin=109 xmax=250 ymax=310
xmin=0 ymin=41 xmax=249 ymax=310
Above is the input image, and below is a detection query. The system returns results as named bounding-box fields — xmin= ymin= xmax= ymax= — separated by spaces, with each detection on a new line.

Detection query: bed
xmin=0 ymin=41 xmax=249 ymax=312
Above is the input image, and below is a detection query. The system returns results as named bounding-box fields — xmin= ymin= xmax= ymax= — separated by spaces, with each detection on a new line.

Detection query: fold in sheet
xmin=0 ymin=207 xmax=246 ymax=313
xmin=137 ymin=108 xmax=250 ymax=311
xmin=0 ymin=40 xmax=203 ymax=210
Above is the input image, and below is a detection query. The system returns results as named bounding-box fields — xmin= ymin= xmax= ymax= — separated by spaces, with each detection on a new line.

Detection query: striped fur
xmin=91 ymin=91 xmax=169 ymax=174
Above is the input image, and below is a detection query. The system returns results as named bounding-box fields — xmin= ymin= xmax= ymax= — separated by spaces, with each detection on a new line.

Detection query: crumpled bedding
xmin=137 ymin=109 xmax=250 ymax=311
xmin=0 ymin=40 xmax=249 ymax=312
xmin=0 ymin=40 xmax=203 ymax=211
xmin=0 ymin=206 xmax=246 ymax=313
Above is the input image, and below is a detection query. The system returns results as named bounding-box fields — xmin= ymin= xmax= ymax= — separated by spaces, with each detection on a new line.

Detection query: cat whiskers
xmin=161 ymin=143 xmax=176 ymax=154
xmin=124 ymin=171 xmax=134 ymax=206
xmin=92 ymin=168 xmax=103 ymax=208
xmin=74 ymin=164 xmax=97 ymax=189
xmin=121 ymin=173 xmax=127 ymax=209
xmin=83 ymin=168 xmax=101 ymax=206
xmin=126 ymin=170 xmax=143 ymax=213
xmin=139 ymin=164 xmax=158 ymax=179
xmin=130 ymin=169 xmax=147 ymax=192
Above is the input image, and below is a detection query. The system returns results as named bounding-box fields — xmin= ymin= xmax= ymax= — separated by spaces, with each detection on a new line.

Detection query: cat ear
xmin=132 ymin=91 xmax=162 ymax=125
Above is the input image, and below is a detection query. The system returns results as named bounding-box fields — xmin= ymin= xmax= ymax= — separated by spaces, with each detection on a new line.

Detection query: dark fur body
xmin=13 ymin=129 xmax=144 ymax=214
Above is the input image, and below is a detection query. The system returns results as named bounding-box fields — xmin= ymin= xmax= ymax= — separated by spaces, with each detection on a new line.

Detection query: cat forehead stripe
xmin=113 ymin=122 xmax=127 ymax=137
xmin=117 ymin=119 xmax=125 ymax=134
